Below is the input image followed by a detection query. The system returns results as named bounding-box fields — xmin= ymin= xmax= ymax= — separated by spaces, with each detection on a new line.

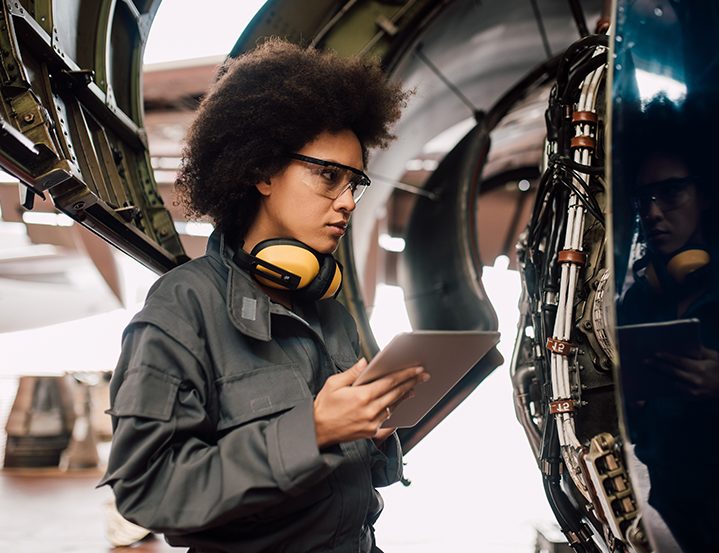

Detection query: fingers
xmin=382 ymin=376 xmax=422 ymax=407
xmin=649 ymin=355 xmax=706 ymax=394
xmin=389 ymin=388 xmax=416 ymax=411
xmin=373 ymin=427 xmax=397 ymax=444
xmin=318 ymin=361 xmax=430 ymax=444
xmin=364 ymin=365 xmax=427 ymax=398
xmin=651 ymin=357 xmax=695 ymax=382
xmin=326 ymin=358 xmax=367 ymax=389
xmin=651 ymin=353 xmax=701 ymax=377
xmin=369 ymin=372 xmax=428 ymax=420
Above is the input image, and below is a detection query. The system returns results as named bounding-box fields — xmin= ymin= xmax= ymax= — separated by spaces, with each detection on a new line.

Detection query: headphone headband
xmin=236 ymin=253 xmax=302 ymax=289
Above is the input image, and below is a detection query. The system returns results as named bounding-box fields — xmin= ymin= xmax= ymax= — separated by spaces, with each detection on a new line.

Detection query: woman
xmin=100 ymin=39 xmax=425 ymax=553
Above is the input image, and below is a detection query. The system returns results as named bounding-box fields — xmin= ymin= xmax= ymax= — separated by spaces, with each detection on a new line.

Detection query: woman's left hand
xmin=371 ymin=388 xmax=416 ymax=445
xmin=651 ymin=346 xmax=719 ymax=398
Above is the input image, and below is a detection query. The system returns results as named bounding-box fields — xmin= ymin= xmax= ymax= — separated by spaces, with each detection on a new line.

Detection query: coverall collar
xmin=206 ymin=229 xmax=282 ymax=342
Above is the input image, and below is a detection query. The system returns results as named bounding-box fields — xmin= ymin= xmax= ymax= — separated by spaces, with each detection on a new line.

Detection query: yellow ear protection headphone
xmin=642 ymin=248 xmax=711 ymax=293
xmin=233 ymin=238 xmax=343 ymax=301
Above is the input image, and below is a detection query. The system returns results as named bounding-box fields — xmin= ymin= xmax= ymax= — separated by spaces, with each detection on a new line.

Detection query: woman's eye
xmin=663 ymin=184 xmax=684 ymax=201
xmin=319 ymin=168 xmax=342 ymax=184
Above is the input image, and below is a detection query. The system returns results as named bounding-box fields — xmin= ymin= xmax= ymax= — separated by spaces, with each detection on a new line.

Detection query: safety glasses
xmin=289 ymin=153 xmax=371 ymax=203
xmin=633 ymin=176 xmax=696 ymax=215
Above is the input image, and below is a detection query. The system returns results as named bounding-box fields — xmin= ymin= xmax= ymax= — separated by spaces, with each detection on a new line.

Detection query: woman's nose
xmin=647 ymin=198 xmax=664 ymax=220
xmin=642 ymin=198 xmax=664 ymax=222
xmin=334 ymin=186 xmax=356 ymax=212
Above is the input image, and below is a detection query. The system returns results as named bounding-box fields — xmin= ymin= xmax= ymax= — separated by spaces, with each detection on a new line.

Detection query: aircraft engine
xmin=509 ymin=33 xmax=648 ymax=553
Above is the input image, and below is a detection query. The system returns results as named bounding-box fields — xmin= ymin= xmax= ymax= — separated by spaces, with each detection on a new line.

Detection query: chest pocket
xmin=329 ymin=350 xmax=359 ymax=375
xmin=215 ymin=363 xmax=310 ymax=432
xmin=322 ymin=326 xmax=358 ymax=374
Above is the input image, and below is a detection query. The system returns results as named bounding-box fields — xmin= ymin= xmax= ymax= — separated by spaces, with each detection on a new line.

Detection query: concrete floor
xmin=0 ymin=468 xmax=177 ymax=552
xmin=0 ymin=376 xmax=178 ymax=552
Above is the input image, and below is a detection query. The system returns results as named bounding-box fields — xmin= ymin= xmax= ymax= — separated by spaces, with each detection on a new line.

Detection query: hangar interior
xmin=2 ymin=0 xmax=717 ymax=552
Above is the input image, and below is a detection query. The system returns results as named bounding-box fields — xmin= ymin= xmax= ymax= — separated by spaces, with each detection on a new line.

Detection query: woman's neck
xmin=263 ymin=286 xmax=293 ymax=310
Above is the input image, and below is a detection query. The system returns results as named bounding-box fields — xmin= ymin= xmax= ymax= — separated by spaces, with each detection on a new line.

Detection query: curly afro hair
xmin=175 ymin=38 xmax=411 ymax=238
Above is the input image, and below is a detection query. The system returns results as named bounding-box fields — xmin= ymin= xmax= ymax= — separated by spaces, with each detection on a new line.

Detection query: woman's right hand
xmin=313 ymin=358 xmax=429 ymax=448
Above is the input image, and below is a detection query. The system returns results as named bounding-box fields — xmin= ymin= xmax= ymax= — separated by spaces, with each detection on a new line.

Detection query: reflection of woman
xmin=99 ymin=39 xmax=426 ymax=553
xmin=620 ymin=147 xmax=719 ymax=395
xmin=618 ymin=106 xmax=719 ymax=552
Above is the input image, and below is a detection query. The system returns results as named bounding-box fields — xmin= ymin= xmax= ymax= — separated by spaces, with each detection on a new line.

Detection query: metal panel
xmin=0 ymin=0 xmax=186 ymax=273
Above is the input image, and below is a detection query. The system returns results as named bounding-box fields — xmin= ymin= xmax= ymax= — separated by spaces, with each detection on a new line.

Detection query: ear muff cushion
xmin=251 ymin=241 xmax=320 ymax=290
xmin=322 ymin=261 xmax=343 ymax=299
xmin=666 ymin=249 xmax=711 ymax=284
xmin=295 ymin=255 xmax=342 ymax=301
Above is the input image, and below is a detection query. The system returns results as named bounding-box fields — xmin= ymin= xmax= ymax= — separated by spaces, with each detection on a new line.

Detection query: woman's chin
xmin=307 ymin=236 xmax=341 ymax=255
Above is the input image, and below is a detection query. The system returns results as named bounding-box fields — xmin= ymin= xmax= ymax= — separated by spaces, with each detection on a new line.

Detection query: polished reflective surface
xmin=612 ymin=2 xmax=719 ymax=551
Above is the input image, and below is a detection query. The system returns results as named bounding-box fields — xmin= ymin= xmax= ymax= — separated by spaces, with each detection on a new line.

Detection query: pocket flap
xmin=107 ymin=367 xmax=180 ymax=422
xmin=215 ymin=364 xmax=309 ymax=431
xmin=333 ymin=355 xmax=357 ymax=371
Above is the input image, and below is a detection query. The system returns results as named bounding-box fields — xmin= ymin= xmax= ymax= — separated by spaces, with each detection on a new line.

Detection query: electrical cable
xmin=556 ymin=34 xmax=609 ymax=91
xmin=562 ymin=54 xmax=608 ymax=103
xmin=549 ymin=153 xmax=604 ymax=175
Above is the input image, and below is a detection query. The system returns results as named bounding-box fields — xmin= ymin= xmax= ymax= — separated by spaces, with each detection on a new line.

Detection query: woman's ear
xmin=255 ymin=178 xmax=272 ymax=197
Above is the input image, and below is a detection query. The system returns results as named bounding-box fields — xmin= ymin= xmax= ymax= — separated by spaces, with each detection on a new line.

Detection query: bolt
xmin=22 ymin=113 xmax=34 ymax=123
xmin=72 ymin=201 xmax=85 ymax=210
xmin=583 ymin=321 xmax=592 ymax=330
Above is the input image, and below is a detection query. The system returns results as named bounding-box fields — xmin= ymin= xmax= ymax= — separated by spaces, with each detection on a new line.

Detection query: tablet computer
xmin=354 ymin=330 xmax=501 ymax=428
xmin=617 ymin=318 xmax=702 ymax=399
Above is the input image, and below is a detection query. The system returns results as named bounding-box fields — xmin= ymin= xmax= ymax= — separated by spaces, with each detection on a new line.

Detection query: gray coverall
xmin=99 ymin=231 xmax=403 ymax=553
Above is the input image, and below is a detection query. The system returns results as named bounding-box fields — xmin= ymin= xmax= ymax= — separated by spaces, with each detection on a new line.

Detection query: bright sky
xmin=143 ymin=0 xmax=268 ymax=65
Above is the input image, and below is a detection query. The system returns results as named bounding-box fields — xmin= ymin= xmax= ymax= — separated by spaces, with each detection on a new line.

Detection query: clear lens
xmin=634 ymin=178 xmax=693 ymax=214
xmin=347 ymin=174 xmax=369 ymax=202
xmin=291 ymin=154 xmax=370 ymax=203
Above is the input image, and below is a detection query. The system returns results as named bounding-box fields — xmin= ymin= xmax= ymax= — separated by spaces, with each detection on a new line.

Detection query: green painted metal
xmin=232 ymin=0 xmax=450 ymax=63
xmin=0 ymin=0 xmax=186 ymax=273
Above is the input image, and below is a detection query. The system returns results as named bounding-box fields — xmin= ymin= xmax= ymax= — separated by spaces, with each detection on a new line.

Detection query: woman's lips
xmin=327 ymin=223 xmax=346 ymax=236
xmin=647 ymin=229 xmax=669 ymax=240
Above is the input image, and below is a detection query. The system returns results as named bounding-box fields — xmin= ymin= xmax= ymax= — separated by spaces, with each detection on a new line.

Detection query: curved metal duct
xmin=398 ymin=121 xmax=496 ymax=331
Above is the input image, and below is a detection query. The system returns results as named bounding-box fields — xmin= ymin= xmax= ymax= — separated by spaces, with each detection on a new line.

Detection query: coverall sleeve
xmin=99 ymin=322 xmax=343 ymax=533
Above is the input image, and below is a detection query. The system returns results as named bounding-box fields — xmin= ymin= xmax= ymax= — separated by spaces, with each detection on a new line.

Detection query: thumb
xmin=332 ymin=357 xmax=367 ymax=387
